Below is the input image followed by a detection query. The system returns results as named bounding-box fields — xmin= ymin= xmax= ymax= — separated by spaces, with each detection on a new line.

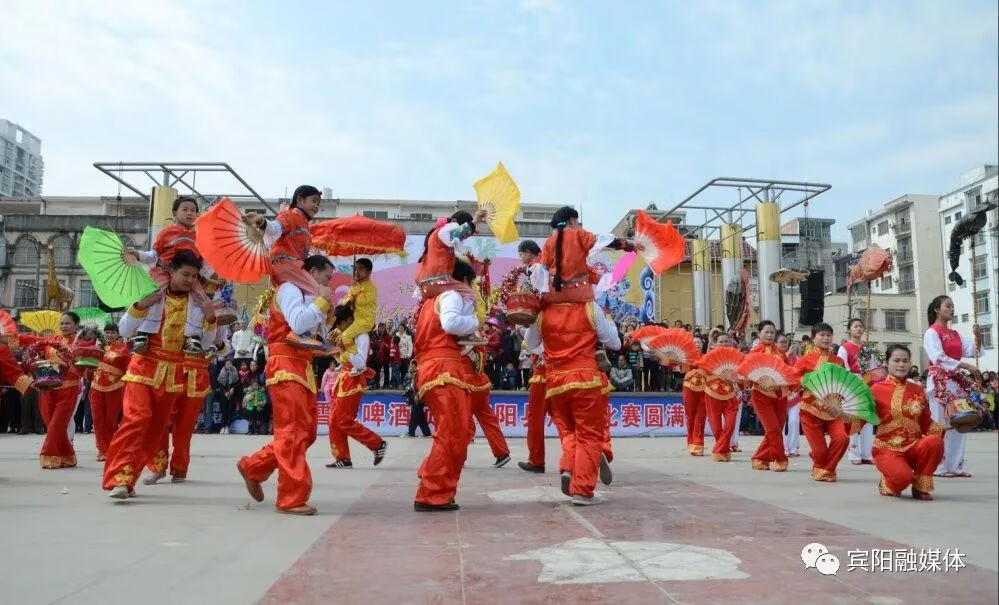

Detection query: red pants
xmin=148 ymin=395 xmax=204 ymax=478
xmin=39 ymin=384 xmax=82 ymax=468
xmin=525 ymin=379 xmax=549 ymax=467
xmin=705 ymin=395 xmax=738 ymax=460
xmin=329 ymin=390 xmax=381 ymax=462
xmin=750 ymin=390 xmax=788 ymax=469
xmin=240 ymin=382 xmax=318 ymax=509
xmin=800 ymin=410 xmax=848 ymax=479
xmin=549 ymin=387 xmax=606 ymax=499
xmin=91 ymin=388 xmax=124 ymax=457
xmin=468 ymin=389 xmax=509 ymax=458
xmin=103 ymin=383 xmax=180 ymax=490
xmin=683 ymin=388 xmax=706 ymax=454
xmin=416 ymin=385 xmax=473 ymax=506
xmin=874 ymin=436 xmax=944 ymax=495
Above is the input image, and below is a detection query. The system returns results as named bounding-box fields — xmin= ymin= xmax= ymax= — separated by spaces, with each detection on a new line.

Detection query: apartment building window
xmin=851 ymin=225 xmax=867 ymax=244
xmin=876 ymin=221 xmax=888 ymax=236
xmin=77 ymin=279 xmax=98 ymax=307
xmin=944 ymin=215 xmax=952 ymax=225
xmin=522 ymin=211 xmax=549 ymax=220
xmin=974 ymin=290 xmax=990 ymax=315
xmin=409 ymin=212 xmax=432 ymax=220
xmin=966 ymin=186 xmax=983 ymax=208
xmin=362 ymin=210 xmax=389 ymax=219
xmin=961 ymin=313 xmax=969 ymax=323
xmin=884 ymin=309 xmax=907 ymax=332
xmin=955 ymin=211 xmax=962 ymax=221
xmin=948 ymin=282 xmax=956 ymax=292
xmin=50 ymin=235 xmax=73 ymax=266
xmin=973 ymin=255 xmax=988 ymax=280
xmin=973 ymin=231 xmax=986 ymax=248
xmin=14 ymin=279 xmax=37 ymax=307
xmin=898 ymin=266 xmax=915 ymax=292
xmin=880 ymin=275 xmax=893 ymax=290
xmin=981 ymin=325 xmax=994 ymax=349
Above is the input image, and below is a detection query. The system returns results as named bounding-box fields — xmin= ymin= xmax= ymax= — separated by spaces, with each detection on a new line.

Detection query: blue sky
xmin=2 ymin=0 xmax=996 ymax=242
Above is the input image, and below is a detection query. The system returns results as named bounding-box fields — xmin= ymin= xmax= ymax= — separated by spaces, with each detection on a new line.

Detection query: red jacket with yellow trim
xmin=91 ymin=341 xmax=132 ymax=393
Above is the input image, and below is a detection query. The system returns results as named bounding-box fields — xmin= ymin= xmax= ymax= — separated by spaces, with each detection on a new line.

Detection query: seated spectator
xmin=610 ymin=355 xmax=636 ymax=392
xmin=501 ymin=362 xmax=519 ymax=391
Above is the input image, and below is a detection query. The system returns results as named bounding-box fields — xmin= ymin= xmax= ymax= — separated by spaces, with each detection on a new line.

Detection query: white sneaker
xmin=143 ymin=471 xmax=166 ymax=485
xmin=571 ymin=493 xmax=603 ymax=506
xmin=109 ymin=485 xmax=130 ymax=500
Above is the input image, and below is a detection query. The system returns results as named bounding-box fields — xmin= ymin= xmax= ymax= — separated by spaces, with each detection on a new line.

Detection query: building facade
xmin=938 ymin=165 xmax=999 ymax=371
xmin=843 ymin=194 xmax=944 ymax=352
xmin=0 ymin=120 xmax=44 ymax=197
xmin=779 ymin=217 xmax=848 ymax=296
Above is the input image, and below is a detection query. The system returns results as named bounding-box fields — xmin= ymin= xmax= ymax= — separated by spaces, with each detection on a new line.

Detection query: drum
xmin=506 ymin=291 xmax=540 ymax=326
xmin=74 ymin=345 xmax=103 ymax=369
xmin=31 ymin=361 xmax=64 ymax=390
xmin=946 ymin=397 xmax=984 ymax=433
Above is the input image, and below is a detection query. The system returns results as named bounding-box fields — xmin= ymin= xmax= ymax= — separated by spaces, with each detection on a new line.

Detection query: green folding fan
xmin=801 ymin=362 xmax=880 ymax=425
xmin=74 ymin=306 xmax=113 ymax=330
xmin=78 ymin=226 xmax=158 ymax=308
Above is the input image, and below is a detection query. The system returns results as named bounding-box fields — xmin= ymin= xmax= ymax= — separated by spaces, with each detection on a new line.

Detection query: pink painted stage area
xmin=262 ymin=439 xmax=999 ymax=605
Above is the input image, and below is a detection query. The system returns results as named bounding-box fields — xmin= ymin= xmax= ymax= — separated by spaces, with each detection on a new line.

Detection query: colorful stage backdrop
xmin=315 ymin=234 xmax=657 ymax=326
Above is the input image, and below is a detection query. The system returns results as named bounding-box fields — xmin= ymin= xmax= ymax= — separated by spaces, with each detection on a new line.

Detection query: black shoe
xmin=599 ymin=453 xmax=613 ymax=486
xmin=414 ymin=500 xmax=460 ymax=512
xmin=326 ymin=459 xmax=353 ymax=468
xmin=494 ymin=454 xmax=511 ymax=468
xmin=518 ymin=461 xmax=545 ymax=473
xmin=560 ymin=472 xmax=571 ymax=497
xmin=373 ymin=441 xmax=387 ymax=466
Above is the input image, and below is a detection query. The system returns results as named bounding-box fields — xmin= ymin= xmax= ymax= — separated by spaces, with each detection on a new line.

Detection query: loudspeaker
xmin=799 ymin=270 xmax=825 ymax=326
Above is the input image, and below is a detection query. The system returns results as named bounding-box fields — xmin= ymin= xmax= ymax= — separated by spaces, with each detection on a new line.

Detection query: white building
xmin=0 ymin=120 xmax=44 ymax=197
xmin=845 ymin=194 xmax=944 ymax=351
xmin=938 ymin=165 xmax=999 ymax=372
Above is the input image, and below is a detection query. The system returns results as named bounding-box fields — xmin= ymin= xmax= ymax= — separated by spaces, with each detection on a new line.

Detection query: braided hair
xmin=550 ymin=206 xmax=579 ymax=292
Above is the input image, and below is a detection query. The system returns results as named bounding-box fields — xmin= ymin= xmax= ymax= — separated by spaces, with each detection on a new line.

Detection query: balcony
xmin=896 ymin=250 xmax=913 ymax=265
xmin=899 ymin=279 xmax=915 ymax=293
xmin=894 ymin=220 xmax=912 ymax=235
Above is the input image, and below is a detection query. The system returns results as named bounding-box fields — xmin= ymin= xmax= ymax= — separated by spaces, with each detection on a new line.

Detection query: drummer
xmin=923 ymin=295 xmax=981 ymax=478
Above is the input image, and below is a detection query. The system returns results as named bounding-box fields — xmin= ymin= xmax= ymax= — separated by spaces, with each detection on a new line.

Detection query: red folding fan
xmin=195 ymin=197 xmax=270 ymax=284
xmin=637 ymin=328 xmax=700 ymax=367
xmin=310 ymin=215 xmax=406 ymax=258
xmin=736 ymin=352 xmax=800 ymax=389
xmin=633 ymin=210 xmax=685 ymax=275
xmin=0 ymin=310 xmax=17 ymax=341
xmin=629 ymin=325 xmax=667 ymax=343
xmin=697 ymin=348 xmax=745 ymax=379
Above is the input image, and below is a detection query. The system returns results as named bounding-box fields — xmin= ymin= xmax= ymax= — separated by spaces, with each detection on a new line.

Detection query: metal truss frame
xmin=662 ymin=177 xmax=831 ymax=244
xmin=93 ymin=161 xmax=277 ymax=214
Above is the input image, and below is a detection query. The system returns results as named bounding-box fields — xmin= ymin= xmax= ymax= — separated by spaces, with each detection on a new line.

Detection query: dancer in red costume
xmin=237 ymin=255 xmax=335 ymax=515
xmin=412 ymin=248 xmax=481 ymax=511
xmin=748 ymin=320 xmax=791 ymax=471
xmin=325 ymin=304 xmax=387 ymax=469
xmin=794 ymin=323 xmax=849 ymax=482
xmin=39 ymin=312 xmax=83 ymax=469
xmin=143 ymin=351 xmax=213 ymax=484
xmin=704 ymin=331 xmax=740 ymax=461
xmin=454 ymin=261 xmax=511 ymax=468
xmin=103 ymin=251 xmax=217 ymax=498
xmin=682 ymin=337 xmax=708 ymax=456
xmin=839 ymin=318 xmax=875 ymax=465
xmin=126 ymin=196 xmax=216 ymax=355
xmin=244 ymin=185 xmax=325 ymax=348
xmin=0 ymin=340 xmax=33 ymax=399
xmin=529 ymin=207 xmax=623 ymax=505
xmin=870 ymin=344 xmax=946 ymax=500
xmin=90 ymin=323 xmax=130 ymax=462
xmin=414 ymin=210 xmax=487 ymax=299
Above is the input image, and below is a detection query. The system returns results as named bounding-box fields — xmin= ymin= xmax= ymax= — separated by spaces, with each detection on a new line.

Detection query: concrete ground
xmin=0 ymin=431 xmax=996 ymax=605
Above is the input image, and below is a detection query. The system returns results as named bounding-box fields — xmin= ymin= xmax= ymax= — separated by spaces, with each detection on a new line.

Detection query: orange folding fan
xmin=629 ymin=325 xmax=667 ymax=343
xmin=0 ymin=311 xmax=17 ymax=341
xmin=697 ymin=348 xmax=745 ymax=379
xmin=195 ymin=197 xmax=270 ymax=284
xmin=633 ymin=210 xmax=685 ymax=275
xmin=310 ymin=215 xmax=406 ymax=257
xmin=736 ymin=352 xmax=800 ymax=389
